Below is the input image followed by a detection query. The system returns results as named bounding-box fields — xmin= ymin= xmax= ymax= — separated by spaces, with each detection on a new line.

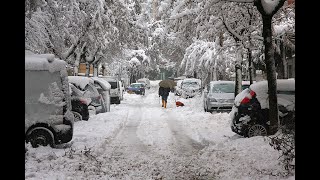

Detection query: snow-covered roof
xmin=25 ymin=53 xmax=66 ymax=73
xmin=68 ymin=76 xmax=94 ymax=90
xmin=91 ymin=77 xmax=111 ymax=90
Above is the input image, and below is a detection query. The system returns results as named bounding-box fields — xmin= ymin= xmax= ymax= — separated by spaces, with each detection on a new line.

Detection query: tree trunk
xmin=93 ymin=63 xmax=98 ymax=77
xmin=280 ymin=38 xmax=288 ymax=79
xmin=248 ymin=49 xmax=254 ymax=84
xmin=101 ymin=65 xmax=105 ymax=76
xmin=262 ymin=15 xmax=279 ymax=135
xmin=235 ymin=63 xmax=242 ymax=97
xmin=85 ymin=62 xmax=90 ymax=77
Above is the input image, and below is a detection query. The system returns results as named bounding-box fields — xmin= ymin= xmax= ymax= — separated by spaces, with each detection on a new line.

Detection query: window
xmin=211 ymin=83 xmax=235 ymax=93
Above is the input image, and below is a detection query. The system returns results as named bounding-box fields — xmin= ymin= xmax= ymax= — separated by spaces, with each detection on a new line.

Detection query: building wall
xmin=79 ymin=63 xmax=93 ymax=74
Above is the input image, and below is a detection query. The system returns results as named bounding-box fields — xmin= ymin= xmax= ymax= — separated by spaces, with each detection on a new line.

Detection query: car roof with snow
xmin=91 ymin=77 xmax=111 ymax=90
xmin=25 ymin=52 xmax=67 ymax=74
xmin=100 ymin=76 xmax=118 ymax=82
xmin=182 ymin=78 xmax=201 ymax=83
xmin=250 ymin=79 xmax=295 ymax=93
xmin=209 ymin=80 xmax=234 ymax=85
xmin=68 ymin=76 xmax=94 ymax=90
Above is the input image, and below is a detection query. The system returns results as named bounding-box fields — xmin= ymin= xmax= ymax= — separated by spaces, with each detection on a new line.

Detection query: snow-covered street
xmin=25 ymin=81 xmax=294 ymax=180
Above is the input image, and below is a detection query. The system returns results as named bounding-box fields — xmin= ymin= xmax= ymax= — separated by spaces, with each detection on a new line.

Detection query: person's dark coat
xmin=159 ymin=87 xmax=171 ymax=100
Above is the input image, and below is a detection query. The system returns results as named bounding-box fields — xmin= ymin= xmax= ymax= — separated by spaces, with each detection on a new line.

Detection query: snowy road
xmin=25 ymin=81 xmax=293 ymax=180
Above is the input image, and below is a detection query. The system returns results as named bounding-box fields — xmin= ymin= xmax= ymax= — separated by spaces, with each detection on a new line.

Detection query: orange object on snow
xmin=176 ymin=101 xmax=184 ymax=107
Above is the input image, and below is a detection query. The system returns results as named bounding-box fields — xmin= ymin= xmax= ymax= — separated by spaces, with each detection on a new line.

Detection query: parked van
xmin=25 ymin=51 xmax=74 ymax=148
xmin=100 ymin=76 xmax=121 ymax=104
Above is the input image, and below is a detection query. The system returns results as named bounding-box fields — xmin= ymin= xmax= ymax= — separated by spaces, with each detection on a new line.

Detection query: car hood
xmin=208 ymin=93 xmax=234 ymax=100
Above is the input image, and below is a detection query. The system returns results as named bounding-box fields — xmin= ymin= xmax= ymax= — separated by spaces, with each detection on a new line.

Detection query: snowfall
xmin=25 ymin=80 xmax=295 ymax=180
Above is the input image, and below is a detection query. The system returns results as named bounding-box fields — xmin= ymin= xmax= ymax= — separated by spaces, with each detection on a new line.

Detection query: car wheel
xmin=72 ymin=111 xmax=82 ymax=122
xmin=26 ymin=128 xmax=54 ymax=148
xmin=247 ymin=124 xmax=268 ymax=137
xmin=88 ymin=106 xmax=96 ymax=116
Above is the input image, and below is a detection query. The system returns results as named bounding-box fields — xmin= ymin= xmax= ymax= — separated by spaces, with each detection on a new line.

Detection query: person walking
xmin=159 ymin=86 xmax=171 ymax=108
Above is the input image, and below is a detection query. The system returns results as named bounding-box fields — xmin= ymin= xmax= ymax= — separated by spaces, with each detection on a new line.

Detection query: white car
xmin=203 ymin=81 xmax=235 ymax=112
xmin=176 ymin=78 xmax=202 ymax=98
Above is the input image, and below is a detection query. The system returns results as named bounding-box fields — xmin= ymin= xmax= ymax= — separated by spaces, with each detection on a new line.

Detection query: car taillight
xmin=79 ymin=98 xmax=87 ymax=104
xmin=240 ymin=89 xmax=256 ymax=104
xmin=241 ymin=97 xmax=251 ymax=104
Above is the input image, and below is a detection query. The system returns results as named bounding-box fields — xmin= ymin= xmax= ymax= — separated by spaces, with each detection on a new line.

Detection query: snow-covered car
xmin=91 ymin=77 xmax=111 ymax=112
xmin=25 ymin=51 xmax=74 ymax=148
xmin=69 ymin=83 xmax=91 ymax=121
xmin=127 ymin=83 xmax=145 ymax=95
xmin=68 ymin=76 xmax=107 ymax=115
xmin=100 ymin=76 xmax=121 ymax=104
xmin=176 ymin=78 xmax=202 ymax=98
xmin=137 ymin=78 xmax=150 ymax=89
xmin=203 ymin=81 xmax=235 ymax=112
xmin=230 ymin=79 xmax=295 ymax=137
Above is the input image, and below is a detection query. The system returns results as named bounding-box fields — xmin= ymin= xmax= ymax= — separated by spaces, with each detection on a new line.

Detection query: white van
xmin=100 ymin=76 xmax=121 ymax=104
xmin=25 ymin=51 xmax=74 ymax=148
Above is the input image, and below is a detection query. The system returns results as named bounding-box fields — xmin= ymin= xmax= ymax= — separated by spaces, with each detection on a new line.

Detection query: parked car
xmin=137 ymin=78 xmax=150 ymax=89
xmin=127 ymin=83 xmax=145 ymax=95
xmin=68 ymin=76 xmax=107 ymax=115
xmin=175 ymin=78 xmax=202 ymax=98
xmin=230 ymin=79 xmax=295 ymax=137
xmin=25 ymin=51 xmax=74 ymax=148
xmin=69 ymin=83 xmax=91 ymax=121
xmin=91 ymin=77 xmax=111 ymax=112
xmin=203 ymin=81 xmax=235 ymax=112
xmin=100 ymin=76 xmax=121 ymax=104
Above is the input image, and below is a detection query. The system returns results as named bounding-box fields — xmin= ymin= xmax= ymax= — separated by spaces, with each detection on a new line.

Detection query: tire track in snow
xmin=104 ymin=97 xmax=152 ymax=158
xmin=165 ymin=111 xmax=206 ymax=156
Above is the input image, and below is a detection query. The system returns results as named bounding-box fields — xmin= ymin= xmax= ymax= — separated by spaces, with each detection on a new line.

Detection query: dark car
xmin=127 ymin=83 xmax=145 ymax=95
xmin=230 ymin=79 xmax=295 ymax=137
xmin=68 ymin=76 xmax=107 ymax=115
xmin=69 ymin=83 xmax=90 ymax=121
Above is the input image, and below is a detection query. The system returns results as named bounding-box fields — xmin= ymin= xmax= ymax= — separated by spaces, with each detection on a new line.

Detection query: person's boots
xmin=162 ymin=99 xmax=164 ymax=107
xmin=164 ymin=101 xmax=167 ymax=108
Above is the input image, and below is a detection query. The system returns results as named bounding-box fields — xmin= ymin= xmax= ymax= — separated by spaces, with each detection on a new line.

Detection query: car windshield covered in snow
xmin=211 ymin=83 xmax=235 ymax=93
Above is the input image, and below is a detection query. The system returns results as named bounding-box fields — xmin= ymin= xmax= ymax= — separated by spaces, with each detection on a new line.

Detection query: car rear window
xmin=131 ymin=84 xmax=142 ymax=88
xmin=211 ymin=83 xmax=235 ymax=93
xmin=108 ymin=82 xmax=118 ymax=89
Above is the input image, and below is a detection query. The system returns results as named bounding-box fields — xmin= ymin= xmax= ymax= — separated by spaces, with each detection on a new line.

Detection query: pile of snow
xmin=68 ymin=76 xmax=94 ymax=90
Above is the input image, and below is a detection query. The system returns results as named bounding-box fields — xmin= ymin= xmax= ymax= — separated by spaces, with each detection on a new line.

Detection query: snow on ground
xmin=25 ymin=80 xmax=295 ymax=180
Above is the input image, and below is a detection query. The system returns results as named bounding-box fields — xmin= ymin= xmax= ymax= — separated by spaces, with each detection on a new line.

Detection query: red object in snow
xmin=176 ymin=101 xmax=184 ymax=107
